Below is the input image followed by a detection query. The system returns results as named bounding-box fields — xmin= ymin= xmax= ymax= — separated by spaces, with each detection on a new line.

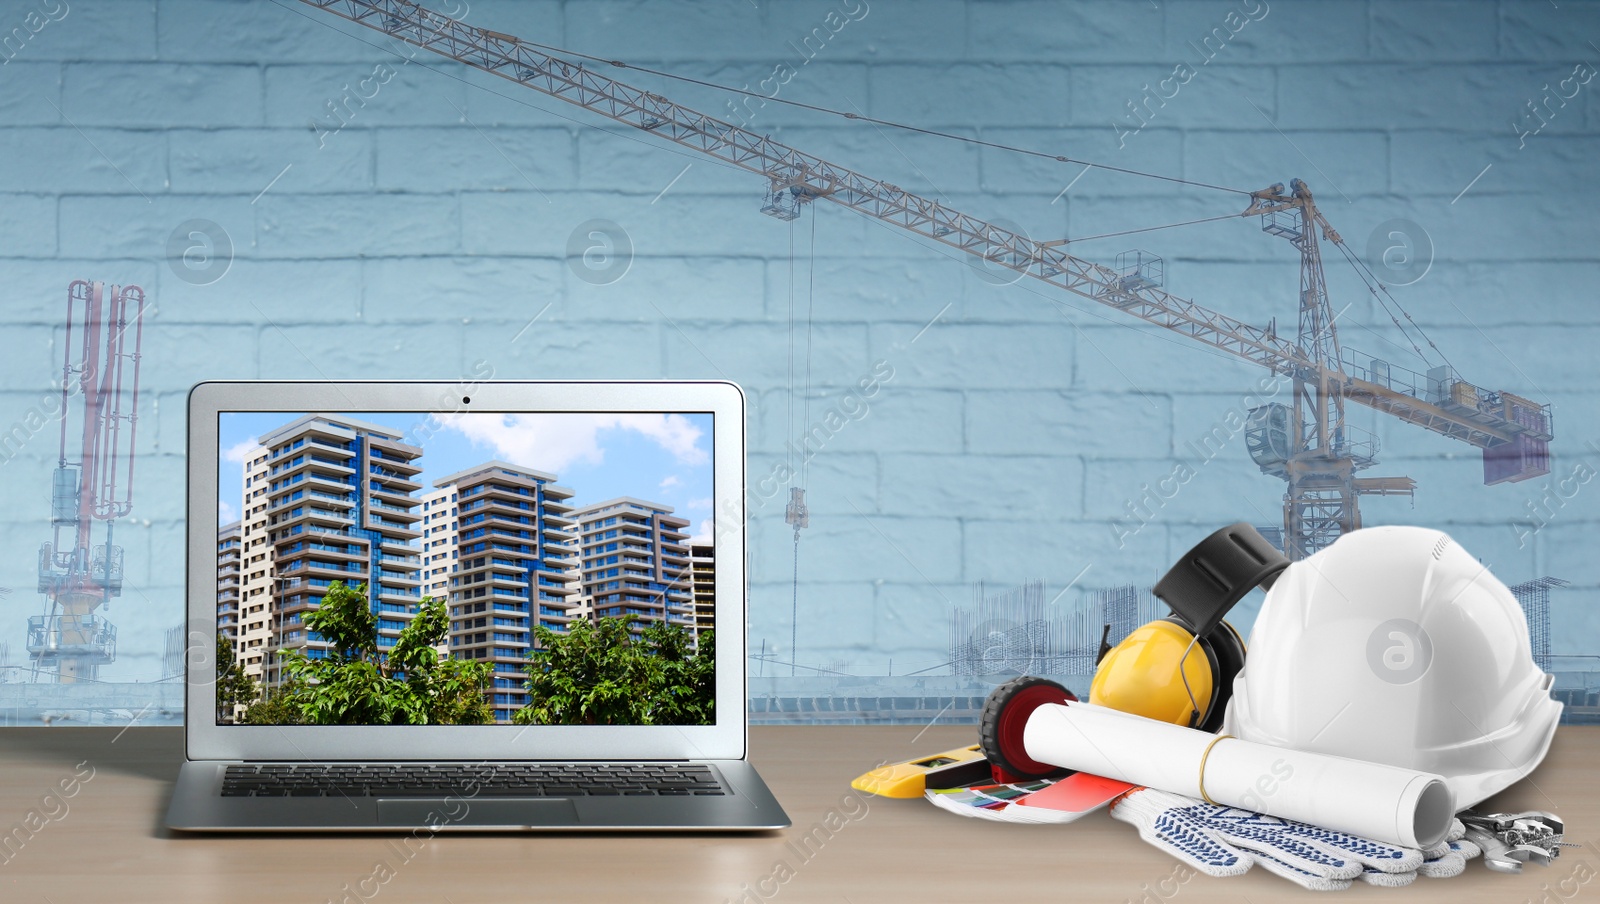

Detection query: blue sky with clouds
xmin=216 ymin=411 xmax=715 ymax=540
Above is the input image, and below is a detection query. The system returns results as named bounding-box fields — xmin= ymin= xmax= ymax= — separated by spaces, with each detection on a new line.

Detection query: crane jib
xmin=300 ymin=0 xmax=1551 ymax=518
xmin=308 ymin=0 xmax=1307 ymax=365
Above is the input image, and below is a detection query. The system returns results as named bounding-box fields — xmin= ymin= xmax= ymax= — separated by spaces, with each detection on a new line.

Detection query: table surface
xmin=0 ymin=724 xmax=1593 ymax=903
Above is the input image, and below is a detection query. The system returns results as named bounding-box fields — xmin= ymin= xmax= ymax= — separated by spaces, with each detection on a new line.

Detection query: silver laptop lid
xmin=186 ymin=380 xmax=747 ymax=762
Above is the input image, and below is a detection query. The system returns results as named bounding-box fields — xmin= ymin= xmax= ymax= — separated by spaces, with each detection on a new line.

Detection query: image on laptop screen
xmin=213 ymin=411 xmax=715 ymax=727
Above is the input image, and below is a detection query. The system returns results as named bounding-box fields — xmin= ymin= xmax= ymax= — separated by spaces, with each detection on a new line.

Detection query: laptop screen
xmin=213 ymin=411 xmax=715 ymax=728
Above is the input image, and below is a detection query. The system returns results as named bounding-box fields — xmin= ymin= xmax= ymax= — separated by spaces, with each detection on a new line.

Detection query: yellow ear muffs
xmin=1089 ymin=618 xmax=1216 ymax=727
xmin=1091 ymin=523 xmax=1283 ymax=731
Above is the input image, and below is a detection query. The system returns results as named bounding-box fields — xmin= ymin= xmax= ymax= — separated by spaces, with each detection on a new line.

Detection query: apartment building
xmin=426 ymin=461 xmax=581 ymax=723
xmin=238 ymin=415 xmax=426 ymax=688
xmin=420 ymin=487 xmax=457 ymax=604
xmin=567 ymin=594 xmax=595 ymax=622
xmin=573 ymin=498 xmax=694 ymax=634
xmin=237 ymin=443 xmax=272 ymax=680
xmin=216 ymin=521 xmax=242 ymax=645
xmin=690 ymin=541 xmax=715 ymax=639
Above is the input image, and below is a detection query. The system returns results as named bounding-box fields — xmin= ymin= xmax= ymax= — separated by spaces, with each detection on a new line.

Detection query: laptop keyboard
xmin=221 ymin=763 xmax=725 ymax=798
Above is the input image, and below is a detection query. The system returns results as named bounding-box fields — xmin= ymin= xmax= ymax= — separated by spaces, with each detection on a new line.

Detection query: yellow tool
xmin=851 ymin=744 xmax=990 ymax=798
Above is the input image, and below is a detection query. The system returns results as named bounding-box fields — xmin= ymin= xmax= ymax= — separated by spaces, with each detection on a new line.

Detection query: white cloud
xmin=684 ymin=497 xmax=714 ymax=546
xmin=615 ymin=413 xmax=709 ymax=466
xmin=687 ymin=518 xmax=713 ymax=545
xmin=223 ymin=440 xmax=260 ymax=464
xmin=218 ymin=499 xmax=238 ymax=525
xmin=659 ymin=475 xmax=682 ymax=490
xmin=441 ymin=412 xmax=709 ymax=473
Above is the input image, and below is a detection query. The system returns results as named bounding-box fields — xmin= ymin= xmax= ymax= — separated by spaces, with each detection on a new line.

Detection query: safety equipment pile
xmin=876 ymin=524 xmax=1568 ymax=890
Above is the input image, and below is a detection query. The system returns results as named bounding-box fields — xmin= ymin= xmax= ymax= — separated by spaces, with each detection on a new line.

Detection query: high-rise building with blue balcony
xmin=573 ymin=498 xmax=694 ymax=636
xmin=240 ymin=415 xmax=426 ymax=689
xmin=216 ymin=520 xmax=242 ymax=645
xmin=423 ymin=461 xmax=580 ymax=723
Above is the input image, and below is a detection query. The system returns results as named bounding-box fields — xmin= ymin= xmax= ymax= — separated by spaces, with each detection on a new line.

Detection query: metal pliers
xmin=1458 ymin=810 xmax=1573 ymax=874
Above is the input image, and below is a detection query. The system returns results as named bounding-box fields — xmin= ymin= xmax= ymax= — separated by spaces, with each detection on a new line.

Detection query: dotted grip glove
xmin=1109 ymin=788 xmax=1477 ymax=891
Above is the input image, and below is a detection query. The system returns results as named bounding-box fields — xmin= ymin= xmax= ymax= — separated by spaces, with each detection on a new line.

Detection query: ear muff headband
xmin=1155 ymin=523 xmax=1287 ymax=640
xmin=1197 ymin=619 xmax=1246 ymax=733
xmin=1163 ymin=615 xmax=1223 ymax=729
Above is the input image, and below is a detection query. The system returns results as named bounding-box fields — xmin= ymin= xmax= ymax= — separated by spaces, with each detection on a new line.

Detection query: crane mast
xmin=1239 ymin=181 xmax=1416 ymax=557
xmin=301 ymin=0 xmax=1553 ymax=559
xmin=32 ymin=280 xmax=144 ymax=682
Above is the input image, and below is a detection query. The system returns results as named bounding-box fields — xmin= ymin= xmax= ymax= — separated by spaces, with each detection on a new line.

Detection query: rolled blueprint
xmin=1023 ymin=702 xmax=1454 ymax=848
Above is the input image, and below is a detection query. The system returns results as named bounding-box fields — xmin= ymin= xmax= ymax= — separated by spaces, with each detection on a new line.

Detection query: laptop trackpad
xmin=376 ymin=798 xmax=579 ymax=828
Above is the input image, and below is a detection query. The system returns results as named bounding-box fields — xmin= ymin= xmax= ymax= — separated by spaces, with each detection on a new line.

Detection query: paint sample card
xmin=1010 ymin=772 xmax=1137 ymax=822
xmin=928 ymin=774 xmax=1113 ymax=825
xmin=925 ymin=780 xmax=1062 ymax=822
xmin=925 ymin=772 xmax=1138 ymax=825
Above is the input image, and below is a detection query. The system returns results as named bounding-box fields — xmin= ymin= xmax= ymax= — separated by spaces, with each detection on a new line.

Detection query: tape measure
xmin=978 ymin=675 xmax=1076 ymax=781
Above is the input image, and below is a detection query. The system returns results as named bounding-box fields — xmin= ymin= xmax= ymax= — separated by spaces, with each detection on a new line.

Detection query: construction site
xmin=0 ymin=0 xmax=1593 ymax=728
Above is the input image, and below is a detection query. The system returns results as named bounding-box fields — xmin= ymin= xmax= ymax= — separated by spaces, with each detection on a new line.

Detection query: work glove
xmin=1110 ymin=788 xmax=1474 ymax=891
xmin=1370 ymin=818 xmax=1480 ymax=883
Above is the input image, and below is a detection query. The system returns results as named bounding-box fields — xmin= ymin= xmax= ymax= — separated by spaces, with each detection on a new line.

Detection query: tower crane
xmin=31 ymin=280 xmax=145 ymax=682
xmin=300 ymin=0 xmax=1553 ymax=560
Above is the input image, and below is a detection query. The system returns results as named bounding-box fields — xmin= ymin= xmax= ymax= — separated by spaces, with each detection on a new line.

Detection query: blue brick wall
xmin=1 ymin=0 xmax=1598 ymax=695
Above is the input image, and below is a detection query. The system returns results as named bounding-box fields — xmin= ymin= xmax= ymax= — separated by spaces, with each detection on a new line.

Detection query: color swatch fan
xmin=925 ymin=772 xmax=1134 ymax=824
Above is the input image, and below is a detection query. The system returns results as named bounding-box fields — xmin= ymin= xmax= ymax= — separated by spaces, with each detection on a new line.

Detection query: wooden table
xmin=0 ymin=725 xmax=1594 ymax=903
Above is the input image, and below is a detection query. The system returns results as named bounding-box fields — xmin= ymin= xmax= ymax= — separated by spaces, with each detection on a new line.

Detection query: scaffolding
xmin=949 ymin=580 xmax=1053 ymax=678
xmin=162 ymin=625 xmax=187 ymax=680
xmin=1511 ymin=576 xmax=1567 ymax=673
xmin=948 ymin=581 xmax=1163 ymax=679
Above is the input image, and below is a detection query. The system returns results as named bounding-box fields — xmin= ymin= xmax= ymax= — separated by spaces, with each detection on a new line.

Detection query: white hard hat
xmin=1224 ymin=525 xmax=1561 ymax=810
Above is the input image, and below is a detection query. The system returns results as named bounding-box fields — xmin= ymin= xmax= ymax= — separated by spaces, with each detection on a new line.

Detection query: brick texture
xmin=2 ymin=0 xmax=1597 ymax=685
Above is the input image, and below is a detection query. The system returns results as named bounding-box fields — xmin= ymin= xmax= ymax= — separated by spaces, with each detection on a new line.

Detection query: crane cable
xmin=787 ymin=216 xmax=797 ymax=481
xmin=1330 ymin=239 xmax=1433 ymax=364
xmin=275 ymin=0 xmax=1254 ymax=198
xmin=803 ymin=206 xmax=817 ymax=492
xmin=1049 ymin=211 xmax=1248 ymax=247
xmin=1327 ymin=235 xmax=1456 ymax=375
xmin=790 ymin=537 xmax=800 ymax=677
xmin=1340 ymin=239 xmax=1458 ymax=374
xmin=786 ymin=206 xmax=819 ymax=676
xmin=1313 ymin=210 xmax=1446 ymax=370
xmin=532 ymin=44 xmax=1257 ymax=197
xmin=787 ymin=214 xmax=799 ymax=676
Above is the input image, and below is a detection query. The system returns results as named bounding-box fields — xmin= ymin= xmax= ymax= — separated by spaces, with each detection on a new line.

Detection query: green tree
xmin=240 ymin=692 xmax=302 ymax=725
xmin=514 ymin=615 xmax=715 ymax=726
xmin=215 ymin=631 xmax=259 ymax=724
xmin=640 ymin=619 xmax=715 ymax=725
xmin=243 ymin=581 xmax=494 ymax=726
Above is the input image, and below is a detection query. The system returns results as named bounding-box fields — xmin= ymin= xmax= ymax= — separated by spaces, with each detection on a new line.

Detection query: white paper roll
xmin=1022 ymin=702 xmax=1454 ymax=848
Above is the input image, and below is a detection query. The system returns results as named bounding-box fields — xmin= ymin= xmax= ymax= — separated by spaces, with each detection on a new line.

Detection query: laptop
xmin=167 ymin=380 xmax=790 ymax=831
